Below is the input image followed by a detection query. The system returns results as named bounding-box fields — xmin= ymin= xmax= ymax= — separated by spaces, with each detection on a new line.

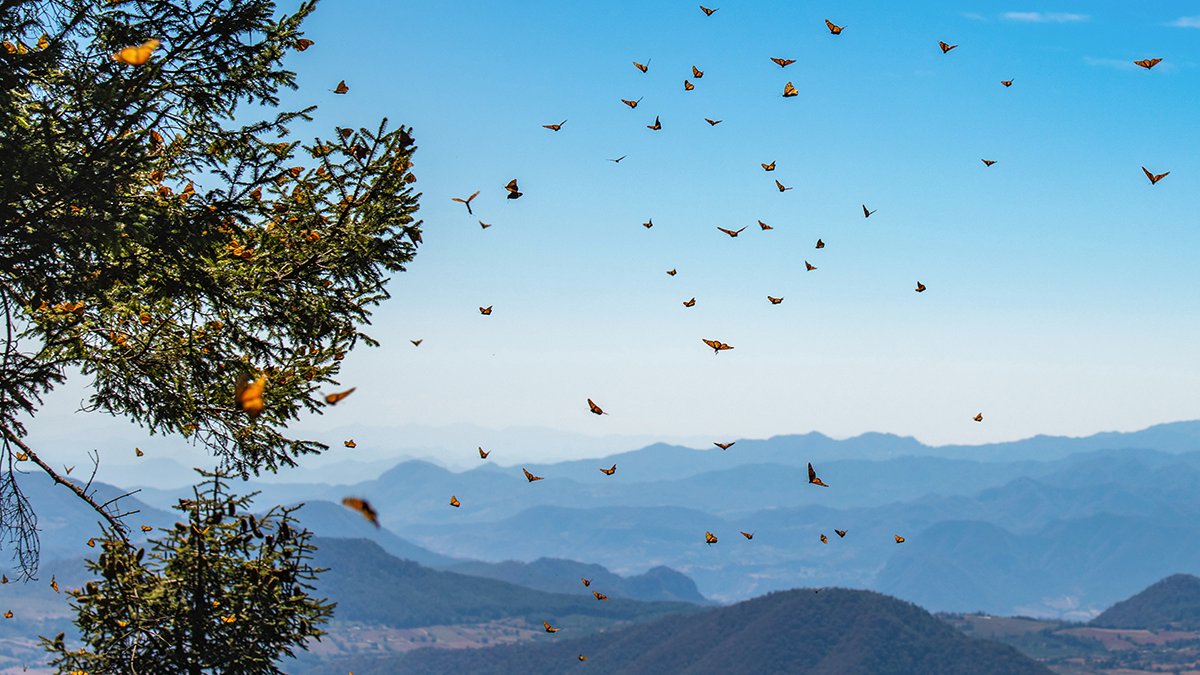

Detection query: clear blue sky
xmin=35 ymin=1 xmax=1200 ymax=456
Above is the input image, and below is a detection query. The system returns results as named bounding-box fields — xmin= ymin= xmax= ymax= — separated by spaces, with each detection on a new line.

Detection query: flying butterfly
xmin=717 ymin=226 xmax=746 ymax=237
xmin=741 ymin=531 xmax=754 ymax=540
xmin=141 ymin=525 xmax=153 ymax=532
xmin=974 ymin=413 xmax=983 ymax=422
xmin=15 ymin=453 xmax=26 ymax=461
xmin=820 ymin=534 xmax=828 ymax=544
xmin=667 ymin=269 xmax=677 ymax=276
xmin=895 ymin=535 xmax=905 ymax=543
xmin=593 ymin=591 xmax=609 ymax=600
xmin=782 ymin=81 xmax=799 ymax=97
xmin=692 ymin=65 xmax=704 ymax=78
xmin=295 ymin=38 xmax=314 ymax=51
xmin=587 ymin=398 xmax=608 ymax=415
xmin=647 ymin=116 xmax=662 ymax=130
xmin=581 ymin=578 xmax=592 ymax=587
xmin=479 ymin=447 xmax=490 ymax=459
xmin=705 ymin=118 xmax=722 ymax=126
xmin=479 ymin=221 xmax=492 ymax=229
xmin=808 ymin=462 xmax=829 ymax=487
xmin=411 ymin=339 xmax=423 ymax=346
xmin=915 ymin=282 xmax=926 ymax=293
xmin=608 ymin=155 xmax=627 ymax=163
xmin=683 ymin=298 xmax=696 ymax=307
xmin=344 ymin=440 xmax=356 ymax=448
xmin=543 ymin=621 xmax=559 ymax=633
xmin=805 ymin=261 xmax=816 ymax=271
xmin=452 ymin=191 xmax=480 ymax=214
xmin=65 ymin=465 xmax=74 ymax=475
xmin=759 ymin=221 xmax=773 ymax=230
xmin=700 ymin=5 xmax=718 ymax=16
xmin=705 ymin=531 xmax=718 ymax=544
xmin=835 ymin=529 xmax=847 ymax=538
xmin=341 ymin=497 xmax=379 ymax=528
xmin=762 ymin=161 xmax=775 ymax=171
xmin=523 ymin=468 xmax=545 ymax=482
xmin=770 ymin=57 xmax=795 ymax=68
xmin=684 ymin=80 xmax=695 ymax=90
xmin=863 ymin=205 xmax=876 ymax=218
xmin=135 ymin=448 xmax=144 ymax=457
xmin=702 ymin=338 xmax=733 ymax=354
xmin=633 ymin=59 xmax=650 ymax=73
xmin=601 ymin=465 xmax=617 ymax=475
xmin=816 ymin=239 xmax=826 ymax=249
xmin=3 ymin=611 xmax=10 ymax=619
xmin=333 ymin=80 xmax=349 ymax=94
xmin=1001 ymin=79 xmax=1014 ymax=87
xmin=825 ymin=19 xmax=845 ymax=34
xmin=776 ymin=180 xmax=792 ymax=192
xmin=1143 ymin=167 xmax=1169 ymax=184
xmin=579 ymin=656 xmax=588 ymax=661
xmin=324 ymin=388 xmax=355 ymax=405
xmin=50 ymin=575 xmax=59 ymax=593
xmin=767 ymin=296 xmax=783 ymax=305
xmin=450 ymin=495 xmax=460 ymax=508
xmin=1134 ymin=58 xmax=1162 ymax=70
xmin=234 ymin=373 xmax=266 ymax=419
xmin=505 ymin=179 xmax=522 ymax=199
xmin=112 ymin=38 xmax=160 ymax=66
xmin=621 ymin=97 xmax=643 ymax=109
xmin=939 ymin=41 xmax=957 ymax=53
xmin=982 ymin=159 xmax=996 ymax=167
xmin=480 ymin=306 xmax=493 ymax=315
xmin=714 ymin=442 xmax=735 ymax=450
xmin=543 ymin=120 xmax=567 ymax=131
xmin=644 ymin=218 xmax=653 ymax=228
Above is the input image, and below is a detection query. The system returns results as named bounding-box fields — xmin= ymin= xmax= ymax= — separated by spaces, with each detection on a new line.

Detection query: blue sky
xmin=30 ymin=1 xmax=1200 ymax=465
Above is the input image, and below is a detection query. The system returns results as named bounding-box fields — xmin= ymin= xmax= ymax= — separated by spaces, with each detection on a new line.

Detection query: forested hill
xmin=304 ymin=587 xmax=1053 ymax=675
xmin=1091 ymin=574 xmax=1200 ymax=630
xmin=309 ymin=537 xmax=705 ymax=629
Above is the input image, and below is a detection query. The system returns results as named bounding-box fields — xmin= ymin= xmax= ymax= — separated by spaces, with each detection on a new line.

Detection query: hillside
xmin=310 ymin=538 xmax=705 ymax=630
xmin=440 ymin=558 xmax=710 ymax=604
xmin=1090 ymin=574 xmax=1200 ymax=630
xmin=303 ymin=587 xmax=1053 ymax=675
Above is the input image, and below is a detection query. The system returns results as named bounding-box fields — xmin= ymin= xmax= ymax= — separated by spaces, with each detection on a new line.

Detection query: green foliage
xmin=40 ymin=471 xmax=334 ymax=675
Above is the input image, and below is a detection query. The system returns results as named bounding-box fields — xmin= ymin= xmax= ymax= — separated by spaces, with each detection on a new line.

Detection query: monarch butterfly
xmin=479 ymin=447 xmax=490 ymax=459
xmin=601 ymin=465 xmax=616 ymax=475
xmin=863 ymin=205 xmax=876 ymax=217
xmin=808 ymin=462 xmax=829 ymax=487
xmin=250 ymin=187 xmax=262 ymax=200
xmin=820 ymin=534 xmax=828 ymax=544
xmin=324 ymin=388 xmax=355 ymax=405
xmin=700 ymin=5 xmax=718 ymax=16
xmin=621 ymin=97 xmax=642 ymax=109
xmin=1143 ymin=167 xmax=1169 ymax=184
xmin=982 ymin=159 xmax=996 ymax=167
xmin=705 ymin=118 xmax=722 ymax=126
xmin=702 ymin=339 xmax=733 ymax=354
xmin=762 ymin=161 xmax=775 ymax=171
xmin=974 ymin=413 xmax=983 ymax=422
xmin=479 ymin=221 xmax=492 ymax=229
xmin=717 ymin=226 xmax=746 ymax=237
xmin=915 ymin=282 xmax=926 ymax=293
xmin=1134 ymin=58 xmax=1162 ymax=70
xmin=1001 ymin=79 xmax=1013 ymax=87
xmin=344 ymin=440 xmax=356 ymax=448
xmin=759 ymin=221 xmax=773 ymax=230
xmin=825 ymin=19 xmax=845 ymax=34
xmin=593 ymin=591 xmax=609 ymax=600
xmin=452 ymin=191 xmax=480 ymax=214
xmin=450 ymin=495 xmax=460 ymax=507
xmin=523 ymin=468 xmax=545 ymax=482
xmin=221 ymin=615 xmax=237 ymax=624
xmin=581 ymin=578 xmax=592 ymax=587
xmin=643 ymin=218 xmax=653 ymax=228
xmin=341 ymin=497 xmax=380 ymax=527
xmin=543 ymin=120 xmax=566 ymax=131
xmin=3 ymin=611 xmax=10 ymax=618
xmin=191 ymin=524 xmax=208 ymax=535
xmin=135 ymin=448 xmax=144 ymax=457
xmin=112 ymin=38 xmax=160 ymax=66
xmin=411 ymin=339 xmax=423 ymax=346
xmin=782 ymin=81 xmax=799 ymax=97
xmin=835 ymin=529 xmax=847 ymax=538
xmin=543 ymin=621 xmax=559 ymax=633
xmin=633 ymin=59 xmax=649 ymax=73
xmin=234 ymin=373 xmax=266 ymax=419
xmin=684 ymin=80 xmax=695 ymax=90
xmin=587 ymin=398 xmax=608 ymax=415
xmin=692 ymin=65 xmax=704 ymax=78
xmin=647 ymin=116 xmax=661 ymax=130
xmin=578 ymin=655 xmax=588 ymax=661
xmin=480 ymin=306 xmax=493 ymax=315
xmin=767 ymin=296 xmax=783 ymax=305
xmin=86 ymin=538 xmax=95 ymax=548
xmin=505 ymin=179 xmax=522 ymax=199
xmin=815 ymin=239 xmax=825 ymax=249
xmin=65 ymin=464 xmax=74 ymax=475
xmin=295 ymin=38 xmax=314 ymax=51
xmin=50 ymin=575 xmax=58 ymax=593
xmin=683 ymin=298 xmax=696 ymax=307
xmin=705 ymin=531 xmax=718 ymax=544
xmin=667 ymin=269 xmax=677 ymax=276
xmin=333 ymin=80 xmax=349 ymax=94
xmin=714 ymin=442 xmax=735 ymax=450
xmin=939 ymin=41 xmax=957 ymax=53
xmin=771 ymin=57 xmax=795 ymax=68
xmin=741 ymin=531 xmax=754 ymax=539
xmin=776 ymin=180 xmax=792 ymax=192
xmin=608 ymin=155 xmax=627 ymax=163
xmin=895 ymin=535 xmax=905 ymax=543
xmin=15 ymin=453 xmax=26 ymax=461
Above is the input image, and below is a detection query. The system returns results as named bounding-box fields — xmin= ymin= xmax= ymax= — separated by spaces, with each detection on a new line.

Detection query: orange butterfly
xmin=135 ymin=448 xmax=144 ymax=457
xmin=112 ymin=38 xmax=160 ymax=66
xmin=815 ymin=239 xmax=824 ymax=249
xmin=759 ymin=221 xmax=773 ymax=230
xmin=705 ymin=118 xmax=722 ymax=126
xmin=2 ymin=611 xmax=9 ymax=618
xmin=702 ymin=338 xmax=733 ymax=354
xmin=411 ymin=339 xmax=423 ymax=346
xmin=543 ymin=120 xmax=567 ymax=131
xmin=479 ymin=221 xmax=492 ymax=229
xmin=344 ymin=440 xmax=356 ymax=448
xmin=692 ymin=66 xmax=704 ymax=78
xmin=982 ymin=159 xmax=996 ymax=167
xmin=684 ymin=80 xmax=695 ymax=90
xmin=324 ymin=388 xmax=355 ymax=405
xmin=601 ymin=465 xmax=616 ymax=475
xmin=581 ymin=578 xmax=592 ymax=587
xmin=480 ymin=306 xmax=493 ymax=315
xmin=667 ymin=269 xmax=677 ymax=276
xmin=86 ymin=539 xmax=95 ymax=548
xmin=15 ymin=453 xmax=26 ymax=461
xmin=835 ymin=529 xmax=847 ymax=538
xmin=863 ymin=205 xmax=876 ymax=217
xmin=1143 ymin=167 xmax=1169 ymax=184
xmin=141 ymin=525 xmax=153 ymax=532
xmin=543 ymin=621 xmax=559 ymax=633
xmin=825 ymin=19 xmax=845 ymax=34
xmin=974 ymin=413 xmax=983 ymax=422
xmin=705 ymin=531 xmax=718 ymax=544
xmin=50 ymin=575 xmax=58 ymax=593
xmin=895 ymin=535 xmax=905 ymax=543
xmin=700 ymin=5 xmax=718 ymax=16
xmin=633 ymin=59 xmax=649 ymax=73
xmin=643 ymin=218 xmax=653 ymax=228
xmin=295 ymin=38 xmax=314 ymax=51
xmin=587 ymin=398 xmax=608 ymax=415
xmin=939 ymin=41 xmax=957 ymax=53
xmin=820 ymin=534 xmax=828 ymax=544
xmin=341 ymin=497 xmax=379 ymax=527
xmin=771 ymin=57 xmax=795 ymax=68
xmin=714 ymin=442 xmax=735 ymax=450
xmin=621 ymin=97 xmax=643 ymax=109
xmin=761 ymin=161 xmax=775 ymax=171
xmin=776 ymin=180 xmax=792 ymax=192
xmin=479 ymin=447 xmax=490 ymax=459
xmin=1134 ymin=58 xmax=1162 ymax=70
xmin=333 ymin=80 xmax=349 ymax=94
xmin=683 ymin=298 xmax=696 ymax=307
xmin=523 ymin=468 xmax=545 ymax=482
xmin=1001 ymin=79 xmax=1013 ymax=87
xmin=450 ymin=495 xmax=460 ymax=507
xmin=808 ymin=462 xmax=828 ymax=487
xmin=915 ymin=282 xmax=926 ymax=293
xmin=767 ymin=296 xmax=783 ymax=305
xmin=234 ymin=373 xmax=266 ymax=419
xmin=647 ymin=116 xmax=661 ymax=130
xmin=741 ymin=531 xmax=754 ymax=539
xmin=593 ymin=591 xmax=609 ymax=600
xmin=505 ymin=179 xmax=522 ymax=199
xmin=717 ymin=226 xmax=746 ymax=237
xmin=782 ymin=81 xmax=798 ymax=97
xmin=578 ymin=656 xmax=588 ymax=661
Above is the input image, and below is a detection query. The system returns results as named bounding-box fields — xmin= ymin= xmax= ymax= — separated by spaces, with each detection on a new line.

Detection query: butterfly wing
xmin=333 ymin=80 xmax=349 ymax=94
xmin=693 ymin=66 xmax=703 ymax=78
xmin=324 ymin=388 xmax=356 ymax=405
xmin=895 ymin=535 xmax=905 ymax=543
xmin=835 ymin=529 xmax=847 ymax=537
xmin=450 ymin=496 xmax=460 ymax=507
xmin=341 ymin=497 xmax=380 ymax=528
xmin=741 ymin=531 xmax=753 ymax=539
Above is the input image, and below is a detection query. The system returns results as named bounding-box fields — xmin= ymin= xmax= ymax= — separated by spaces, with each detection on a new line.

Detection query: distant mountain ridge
xmin=439 ymin=558 xmax=711 ymax=605
xmin=1090 ymin=574 xmax=1200 ymax=630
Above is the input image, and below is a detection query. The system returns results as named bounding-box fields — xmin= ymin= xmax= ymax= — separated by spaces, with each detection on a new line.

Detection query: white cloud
xmin=1168 ymin=16 xmax=1200 ymax=28
xmin=1004 ymin=11 xmax=1090 ymax=22
xmin=961 ymin=12 xmax=987 ymax=21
